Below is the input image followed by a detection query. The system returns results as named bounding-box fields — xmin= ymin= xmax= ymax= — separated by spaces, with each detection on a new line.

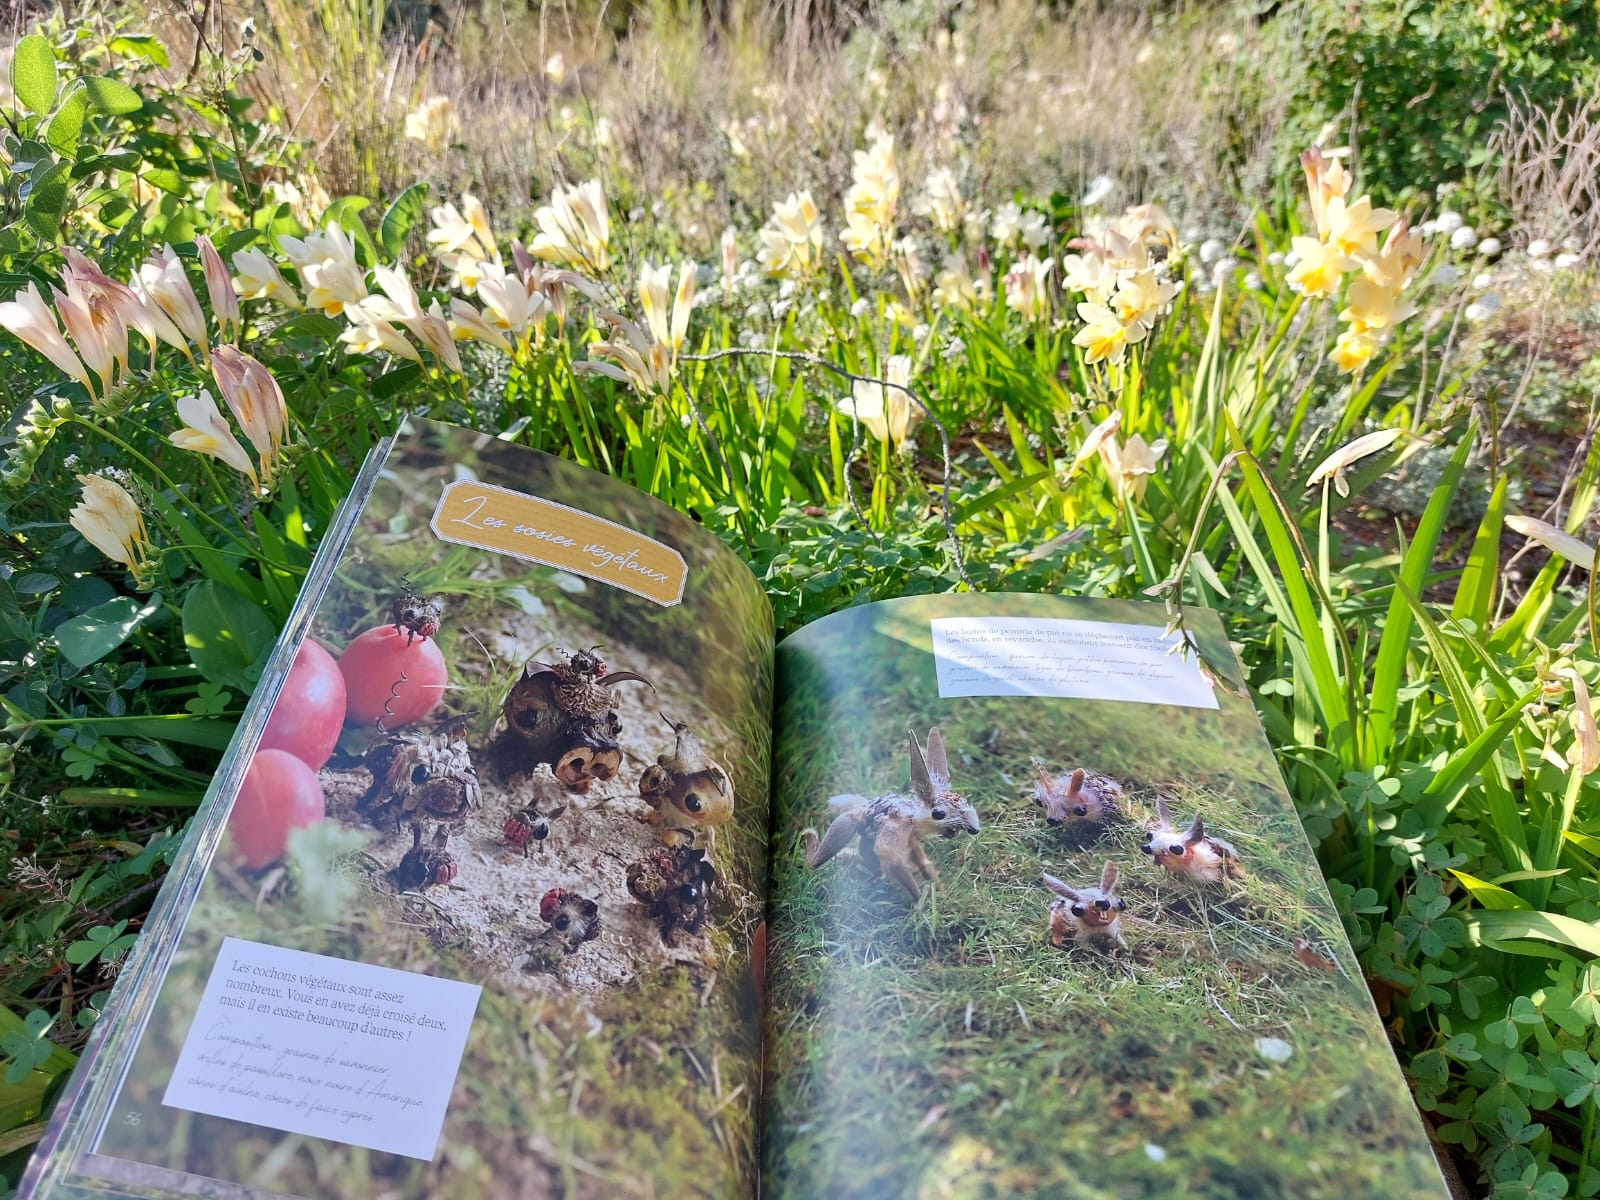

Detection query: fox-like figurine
xmin=802 ymin=726 xmax=981 ymax=900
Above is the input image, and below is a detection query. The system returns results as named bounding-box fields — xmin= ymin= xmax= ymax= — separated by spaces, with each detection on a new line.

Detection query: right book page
xmin=763 ymin=592 xmax=1449 ymax=1199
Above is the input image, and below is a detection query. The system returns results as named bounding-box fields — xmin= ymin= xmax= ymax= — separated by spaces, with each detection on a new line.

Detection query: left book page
xmin=20 ymin=418 xmax=775 ymax=1200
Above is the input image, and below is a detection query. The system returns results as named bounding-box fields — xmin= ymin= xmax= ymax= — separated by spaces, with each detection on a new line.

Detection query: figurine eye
xmin=1168 ymin=844 xmax=1186 ymax=856
xmin=553 ymin=913 xmax=571 ymax=931
xmin=684 ymin=793 xmax=703 ymax=813
xmin=1094 ymin=899 xmax=1110 ymax=911
xmin=678 ymin=883 xmax=701 ymax=903
xmin=531 ymin=821 xmax=549 ymax=840
xmin=1072 ymin=804 xmax=1088 ymax=816
xmin=1116 ymin=899 xmax=1127 ymax=911
xmin=932 ymin=806 xmax=947 ymax=821
xmin=1070 ymin=904 xmax=1086 ymax=917
xmin=411 ymin=764 xmax=429 ymax=784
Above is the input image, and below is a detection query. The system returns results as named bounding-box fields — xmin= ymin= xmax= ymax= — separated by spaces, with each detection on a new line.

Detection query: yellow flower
xmin=71 ymin=474 xmax=151 ymax=578
xmin=365 ymin=266 xmax=463 ymax=372
xmin=933 ymin=254 xmax=986 ymax=311
xmin=1363 ymin=219 xmax=1424 ymax=292
xmin=1300 ymin=147 xmax=1352 ymax=239
xmin=836 ymin=355 xmax=921 ymax=446
xmin=1330 ymin=325 xmax=1379 ymax=373
xmin=1112 ymin=202 xmax=1178 ymax=252
xmin=1110 ymin=268 xmax=1176 ymax=334
xmin=427 ymin=195 xmax=502 ymax=292
xmin=0 ymin=281 xmax=91 ymax=388
xmin=1060 ymin=253 xmax=1111 ymax=302
xmin=1072 ymin=301 xmax=1146 ymax=365
xmin=757 ymin=191 xmax=824 ymax=279
xmin=914 ymin=166 xmax=965 ymax=233
xmin=169 ymin=388 xmax=257 ymax=484
xmin=1339 ymin=278 xmax=1415 ymax=330
xmin=1305 ymin=427 xmax=1401 ymax=496
xmin=340 ymin=301 xmax=421 ymax=363
xmin=448 ymin=298 xmax=514 ymax=353
xmin=279 ymin=225 xmax=369 ymax=317
xmin=840 ymin=133 xmax=899 ymax=269
xmin=531 ymin=180 xmax=611 ymax=274
xmin=1072 ymin=410 xmax=1122 ymax=470
xmin=1285 ymin=236 xmax=1353 ymax=298
xmin=578 ymin=316 xmax=674 ymax=395
xmin=474 ymin=260 xmax=552 ymax=342
xmin=210 ymin=347 xmax=290 ymax=485
xmin=231 ymin=248 xmax=301 ymax=309
xmin=1324 ymin=194 xmax=1398 ymax=260
xmin=403 ymin=95 xmax=458 ymax=152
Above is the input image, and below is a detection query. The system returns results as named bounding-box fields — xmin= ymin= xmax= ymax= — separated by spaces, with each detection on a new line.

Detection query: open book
xmin=20 ymin=419 xmax=1450 ymax=1199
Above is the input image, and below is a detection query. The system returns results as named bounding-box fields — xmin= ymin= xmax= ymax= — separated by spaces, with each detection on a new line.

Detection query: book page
xmin=33 ymin=420 xmax=773 ymax=1200
xmin=763 ymin=593 xmax=1448 ymax=1199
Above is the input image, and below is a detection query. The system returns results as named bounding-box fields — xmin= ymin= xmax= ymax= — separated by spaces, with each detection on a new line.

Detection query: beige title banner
xmin=429 ymin=480 xmax=687 ymax=607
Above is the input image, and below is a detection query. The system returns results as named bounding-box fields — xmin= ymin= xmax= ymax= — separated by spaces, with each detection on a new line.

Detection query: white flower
xmin=1471 ymin=271 xmax=1493 ymax=289
xmin=1449 ymin=225 xmax=1478 ymax=251
xmin=757 ymin=191 xmax=824 ymax=279
xmin=1018 ymin=209 xmax=1050 ymax=252
xmin=1556 ymin=252 xmax=1582 ymax=269
xmin=1430 ymin=264 xmax=1460 ymax=287
xmin=1507 ymin=515 xmax=1597 ymax=569
xmin=169 ymin=388 xmax=257 ymax=483
xmin=1198 ymin=238 xmax=1225 ymax=264
xmin=1211 ymin=257 xmax=1240 ymax=284
xmin=1081 ymin=175 xmax=1117 ymax=208
xmin=941 ymin=335 xmax=966 ymax=361
xmin=403 ymin=96 xmax=457 ymax=152
xmin=1527 ymin=238 xmax=1552 ymax=259
xmin=1306 ymin=427 xmax=1402 ymax=497
xmin=279 ymin=225 xmax=369 ymax=316
xmin=1464 ymin=293 xmax=1501 ymax=323
xmin=231 ymin=247 xmax=301 ymax=308
xmin=1267 ymin=251 xmax=1286 ymax=266
xmin=71 ymin=474 xmax=151 ymax=576
xmin=1435 ymin=211 xmax=1464 ymax=234
xmin=1477 ymin=237 xmax=1502 ymax=256
xmin=914 ymin=166 xmax=965 ymax=233
xmin=850 ymin=297 xmax=871 ymax=319
xmin=1283 ymin=249 xmax=1301 ymax=268
xmin=836 ymin=354 xmax=921 ymax=445
xmin=0 ymin=281 xmax=91 ymax=386
xmin=530 ymin=180 xmax=610 ymax=274
xmin=991 ymin=201 xmax=1024 ymax=245
xmin=1243 ymin=271 xmax=1263 ymax=291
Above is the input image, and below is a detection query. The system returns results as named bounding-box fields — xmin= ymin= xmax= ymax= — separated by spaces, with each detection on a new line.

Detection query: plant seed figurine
xmin=1043 ymin=862 xmax=1128 ymax=953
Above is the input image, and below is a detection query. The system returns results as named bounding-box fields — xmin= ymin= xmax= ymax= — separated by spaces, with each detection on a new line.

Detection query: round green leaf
xmin=12 ymin=34 xmax=58 ymax=116
xmin=83 ymin=75 xmax=143 ymax=116
xmin=53 ymin=594 xmax=159 ymax=669
xmin=181 ymin=580 xmax=276 ymax=692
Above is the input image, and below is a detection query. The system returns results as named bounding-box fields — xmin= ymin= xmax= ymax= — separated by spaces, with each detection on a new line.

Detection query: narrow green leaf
xmin=11 ymin=34 xmax=58 ymax=115
xmin=1449 ymin=869 xmax=1531 ymax=910
xmin=1468 ymin=910 xmax=1600 ymax=959
xmin=1452 ymin=475 xmax=1506 ymax=630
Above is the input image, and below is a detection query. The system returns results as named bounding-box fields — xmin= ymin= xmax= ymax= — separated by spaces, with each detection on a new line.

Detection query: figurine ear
xmin=1155 ymin=795 xmax=1174 ymax=826
xmin=908 ymin=731 xmax=934 ymax=803
xmin=925 ymin=726 xmax=951 ymax=783
xmin=1100 ymin=860 xmax=1119 ymax=892
xmin=1183 ymin=814 xmax=1205 ymax=846
xmin=1042 ymin=872 xmax=1079 ymax=901
xmin=1066 ymin=768 xmax=1085 ymax=798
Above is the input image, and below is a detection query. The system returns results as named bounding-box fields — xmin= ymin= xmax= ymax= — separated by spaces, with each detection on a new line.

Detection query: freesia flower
xmin=1330 ymin=325 xmax=1378 ymax=373
xmin=933 ymin=254 xmax=987 ymax=311
xmin=1060 ymin=253 xmax=1111 ymax=301
xmin=1110 ymin=269 xmax=1176 ymax=333
xmin=1566 ymin=669 xmax=1600 ymax=774
xmin=1285 ymin=237 xmax=1353 ymax=298
xmin=578 ymin=316 xmax=673 ymax=395
xmin=448 ymin=298 xmax=513 ymax=353
xmin=1300 ymin=147 xmax=1352 ymax=238
xmin=1305 ymin=428 xmax=1401 ymax=496
xmin=637 ymin=261 xmax=696 ymax=354
xmin=991 ymin=202 xmax=1024 ymax=245
xmin=169 ymin=388 xmax=256 ymax=484
xmin=1506 ymin=515 xmax=1598 ymax=569
xmin=474 ymin=260 xmax=553 ymax=342
xmin=757 ymin=191 xmax=824 ymax=279
xmin=340 ymin=301 xmax=422 ymax=363
xmin=1072 ymin=410 xmax=1122 ymax=469
xmin=0 ymin=282 xmax=91 ymax=387
xmin=1340 ymin=278 xmax=1416 ymax=330
xmin=134 ymin=245 xmax=205 ymax=356
xmin=840 ymin=133 xmax=899 ymax=268
xmin=279 ymin=224 xmax=369 ymax=316
xmin=210 ymin=346 xmax=289 ymax=485
xmin=232 ymin=247 xmax=302 ymax=308
xmin=836 ymin=355 xmax=921 ymax=446
xmin=404 ymin=95 xmax=458 ymax=152
xmin=915 ymin=166 xmax=965 ymax=233
xmin=196 ymin=236 xmax=240 ymax=342
xmin=427 ymin=194 xmax=501 ymax=291
xmin=1003 ymin=254 xmax=1052 ymax=321
xmin=365 ymin=266 xmax=462 ymax=372
xmin=1325 ymin=194 xmax=1398 ymax=259
xmin=530 ymin=180 xmax=611 ymax=274
xmin=71 ymin=474 xmax=151 ymax=578
xmin=1072 ymin=301 xmax=1147 ymax=365
xmin=1099 ymin=433 xmax=1167 ymax=502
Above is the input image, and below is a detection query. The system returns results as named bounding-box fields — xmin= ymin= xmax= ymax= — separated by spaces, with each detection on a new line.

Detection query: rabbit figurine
xmin=1043 ymin=861 xmax=1128 ymax=952
xmin=802 ymin=726 xmax=981 ymax=900
xmin=1140 ymin=796 xmax=1244 ymax=884
xmin=1030 ymin=759 xmax=1124 ymax=829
